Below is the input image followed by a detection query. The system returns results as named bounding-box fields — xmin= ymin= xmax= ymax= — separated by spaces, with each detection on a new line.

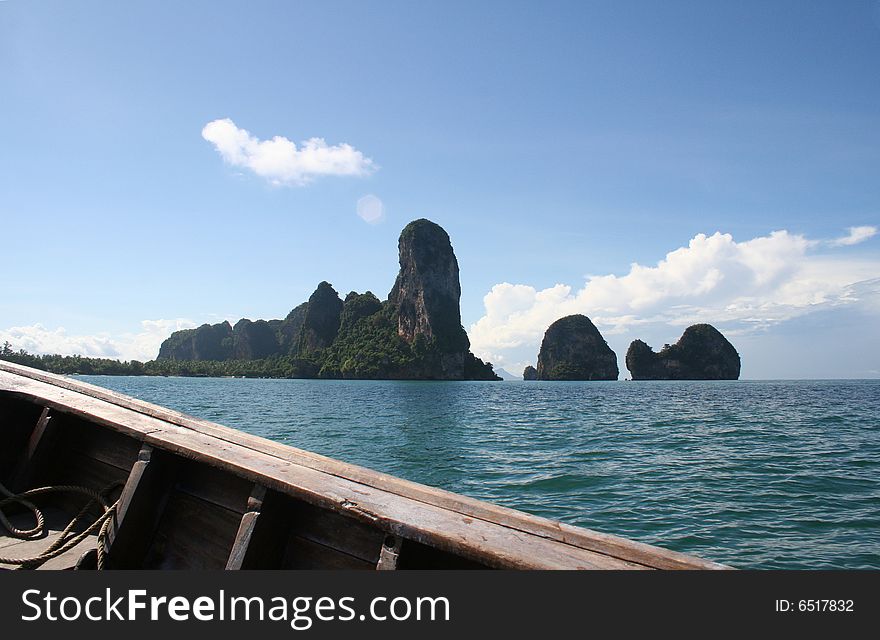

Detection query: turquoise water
xmin=79 ymin=376 xmax=880 ymax=569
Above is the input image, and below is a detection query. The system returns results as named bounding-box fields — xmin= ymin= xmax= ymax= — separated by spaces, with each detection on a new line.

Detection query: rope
xmin=0 ymin=481 xmax=120 ymax=570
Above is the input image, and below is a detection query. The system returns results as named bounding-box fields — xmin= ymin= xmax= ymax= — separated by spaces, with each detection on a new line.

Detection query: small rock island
xmin=157 ymin=219 xmax=499 ymax=381
xmin=625 ymin=324 xmax=741 ymax=380
xmin=524 ymin=315 xmax=619 ymax=381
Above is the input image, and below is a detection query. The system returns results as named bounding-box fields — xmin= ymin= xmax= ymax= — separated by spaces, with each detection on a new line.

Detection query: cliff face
xmin=625 ymin=324 xmax=741 ymax=380
xmin=535 ymin=315 xmax=619 ymax=381
xmin=156 ymin=219 xmax=499 ymax=381
xmin=157 ymin=321 xmax=233 ymax=361
xmin=157 ymin=283 xmax=344 ymax=363
xmin=278 ymin=303 xmax=308 ymax=354
xmin=316 ymin=221 xmax=496 ymax=381
xmin=232 ymin=319 xmax=279 ymax=360
xmin=297 ymin=281 xmax=343 ymax=354
xmin=388 ymin=219 xmax=471 ymax=378
xmin=522 ymin=365 xmax=538 ymax=381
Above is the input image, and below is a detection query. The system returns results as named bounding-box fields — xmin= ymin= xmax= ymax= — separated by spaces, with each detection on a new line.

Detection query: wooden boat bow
xmin=0 ymin=361 xmax=729 ymax=570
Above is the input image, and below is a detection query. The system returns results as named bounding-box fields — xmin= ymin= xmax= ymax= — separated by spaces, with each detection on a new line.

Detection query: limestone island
xmin=157 ymin=219 xmax=500 ymax=380
xmin=522 ymin=314 xmax=619 ymax=381
xmin=625 ymin=324 xmax=741 ymax=380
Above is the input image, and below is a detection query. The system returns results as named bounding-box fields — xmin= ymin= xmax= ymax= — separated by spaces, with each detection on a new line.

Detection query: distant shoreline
xmin=4 ymin=348 xmax=877 ymax=382
xmin=0 ymin=347 xmax=497 ymax=381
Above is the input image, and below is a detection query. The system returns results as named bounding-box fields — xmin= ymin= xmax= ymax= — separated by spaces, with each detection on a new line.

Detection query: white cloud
xmin=202 ymin=118 xmax=376 ymax=186
xmin=829 ymin=225 xmax=877 ymax=247
xmin=1 ymin=325 xmax=121 ymax=359
xmin=468 ymin=228 xmax=880 ymax=372
xmin=0 ymin=319 xmax=196 ymax=362
xmin=356 ymin=194 xmax=385 ymax=224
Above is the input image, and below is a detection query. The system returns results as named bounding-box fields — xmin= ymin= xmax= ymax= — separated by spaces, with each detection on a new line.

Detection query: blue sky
xmin=2 ymin=0 xmax=879 ymax=378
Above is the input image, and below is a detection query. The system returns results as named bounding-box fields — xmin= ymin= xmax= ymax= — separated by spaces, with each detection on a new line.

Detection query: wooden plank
xmin=0 ymin=534 xmax=97 ymax=570
xmin=0 ymin=398 xmax=44 ymax=485
xmin=287 ymin=500 xmax=385 ymax=565
xmin=0 ymin=535 xmax=32 ymax=551
xmin=57 ymin=416 xmax=142 ymax=471
xmin=46 ymin=451 xmax=129 ymax=494
xmin=0 ymin=533 xmax=58 ymax=555
xmin=225 ymin=512 xmax=259 ymax=570
xmin=173 ymin=459 xmax=253 ymax=515
xmin=36 ymin=536 xmax=97 ymax=570
xmin=106 ymin=445 xmax=178 ymax=569
xmin=282 ymin=535 xmax=375 ymax=570
xmin=142 ymin=491 xmax=241 ymax=570
xmin=0 ymin=528 xmax=53 ymax=551
xmin=11 ymin=406 xmax=55 ymax=491
xmin=24 ymin=408 xmax=51 ymax=462
xmin=225 ymin=488 xmax=292 ymax=569
xmin=0 ymin=367 xmax=726 ymax=569
xmin=115 ymin=445 xmax=154 ymax=527
xmin=376 ymin=535 xmax=402 ymax=570
xmin=225 ymin=484 xmax=266 ymax=570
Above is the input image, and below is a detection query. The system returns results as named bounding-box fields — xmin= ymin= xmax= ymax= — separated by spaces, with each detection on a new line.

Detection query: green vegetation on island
xmin=155 ymin=219 xmax=499 ymax=381
xmin=0 ymin=342 xmax=318 ymax=378
xmin=3 ymin=220 xmax=499 ymax=381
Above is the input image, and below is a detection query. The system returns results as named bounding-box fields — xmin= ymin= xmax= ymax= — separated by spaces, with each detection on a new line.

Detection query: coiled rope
xmin=0 ymin=481 xmax=120 ymax=569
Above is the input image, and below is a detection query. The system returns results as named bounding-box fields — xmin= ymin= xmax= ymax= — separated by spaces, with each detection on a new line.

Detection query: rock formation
xmin=156 ymin=219 xmax=499 ymax=380
xmin=296 ymin=281 xmax=343 ymax=354
xmin=232 ymin=319 xmax=279 ymax=360
xmin=276 ymin=303 xmax=308 ymax=354
xmin=534 ymin=315 xmax=619 ymax=381
xmin=522 ymin=365 xmax=538 ymax=381
xmin=388 ymin=219 xmax=471 ymax=378
xmin=625 ymin=324 xmax=741 ymax=380
xmin=157 ymin=321 xmax=233 ymax=361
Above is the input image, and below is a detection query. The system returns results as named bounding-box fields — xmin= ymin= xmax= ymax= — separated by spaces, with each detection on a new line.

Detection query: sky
xmin=1 ymin=0 xmax=879 ymax=378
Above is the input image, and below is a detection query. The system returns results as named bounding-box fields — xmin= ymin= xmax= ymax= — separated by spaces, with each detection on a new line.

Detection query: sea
xmin=79 ymin=376 xmax=880 ymax=569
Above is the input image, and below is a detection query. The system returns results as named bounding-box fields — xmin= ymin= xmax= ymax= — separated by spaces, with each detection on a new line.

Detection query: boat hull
xmin=0 ymin=361 xmax=729 ymax=570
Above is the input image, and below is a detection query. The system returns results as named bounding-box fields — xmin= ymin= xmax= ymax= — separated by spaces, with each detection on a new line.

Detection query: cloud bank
xmin=0 ymin=319 xmax=197 ymax=362
xmin=469 ymin=227 xmax=880 ymax=372
xmin=202 ymin=118 xmax=376 ymax=186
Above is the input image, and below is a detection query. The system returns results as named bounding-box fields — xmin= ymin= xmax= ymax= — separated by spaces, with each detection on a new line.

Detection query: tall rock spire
xmin=388 ymin=219 xmax=470 ymax=360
